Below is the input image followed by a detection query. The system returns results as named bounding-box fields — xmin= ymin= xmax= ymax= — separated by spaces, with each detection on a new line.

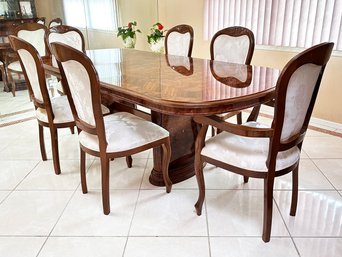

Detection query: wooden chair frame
xmin=0 ymin=61 xmax=7 ymax=86
xmin=51 ymin=42 xmax=172 ymax=214
xmin=9 ymin=35 xmax=75 ymax=175
xmin=210 ymin=26 xmax=255 ymax=133
xmin=194 ymin=42 xmax=334 ymax=242
xmin=45 ymin=25 xmax=86 ymax=54
xmin=210 ymin=26 xmax=255 ymax=64
xmin=165 ymin=24 xmax=194 ymax=57
xmin=48 ymin=18 xmax=63 ymax=28
xmin=7 ymin=23 xmax=49 ymax=96
xmin=36 ymin=17 xmax=46 ymax=25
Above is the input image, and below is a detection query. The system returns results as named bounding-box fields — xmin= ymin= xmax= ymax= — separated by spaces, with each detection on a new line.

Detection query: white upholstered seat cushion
xmin=0 ymin=60 xmax=3 ymax=65
xmin=79 ymin=112 xmax=169 ymax=153
xmin=7 ymin=61 xmax=22 ymax=72
xmin=35 ymin=95 xmax=74 ymax=124
xmin=202 ymin=121 xmax=300 ymax=172
xmin=35 ymin=95 xmax=109 ymax=123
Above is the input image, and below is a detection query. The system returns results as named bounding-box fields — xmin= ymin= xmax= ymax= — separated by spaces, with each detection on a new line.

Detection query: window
xmin=204 ymin=0 xmax=342 ymax=50
xmin=63 ymin=0 xmax=118 ymax=31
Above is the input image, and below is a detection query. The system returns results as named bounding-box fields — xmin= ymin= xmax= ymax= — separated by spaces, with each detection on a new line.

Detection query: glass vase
xmin=123 ymin=35 xmax=136 ymax=48
xmin=149 ymin=38 xmax=165 ymax=53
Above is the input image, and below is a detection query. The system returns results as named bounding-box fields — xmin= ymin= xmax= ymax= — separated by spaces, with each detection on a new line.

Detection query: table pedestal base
xmin=149 ymin=111 xmax=199 ymax=186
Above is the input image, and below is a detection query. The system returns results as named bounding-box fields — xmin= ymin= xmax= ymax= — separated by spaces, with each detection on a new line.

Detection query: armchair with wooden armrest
xmin=193 ymin=42 xmax=334 ymax=242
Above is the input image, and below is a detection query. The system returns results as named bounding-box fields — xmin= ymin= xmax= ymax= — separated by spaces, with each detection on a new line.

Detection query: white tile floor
xmin=1 ymin=89 xmax=342 ymax=256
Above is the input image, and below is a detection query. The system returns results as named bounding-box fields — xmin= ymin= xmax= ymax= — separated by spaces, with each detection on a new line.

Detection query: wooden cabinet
xmin=0 ymin=0 xmax=37 ymax=20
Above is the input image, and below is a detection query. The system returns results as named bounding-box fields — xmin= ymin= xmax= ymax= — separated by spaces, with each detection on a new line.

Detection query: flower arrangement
xmin=147 ymin=22 xmax=165 ymax=44
xmin=117 ymin=21 xmax=141 ymax=40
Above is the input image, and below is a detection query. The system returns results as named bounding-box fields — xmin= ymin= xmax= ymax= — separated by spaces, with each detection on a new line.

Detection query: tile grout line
xmin=122 ymin=156 xmax=151 ymax=257
xmin=33 ymin=157 xmax=96 ymax=257
xmin=203 ymin=197 xmax=213 ymax=257
xmin=34 ymin=186 xmax=79 ymax=257
xmin=273 ymin=198 xmax=302 ymax=256
xmin=0 ymin=160 xmax=41 ymax=206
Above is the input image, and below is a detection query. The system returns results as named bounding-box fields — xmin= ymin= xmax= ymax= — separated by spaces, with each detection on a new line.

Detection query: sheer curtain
xmin=204 ymin=0 xmax=342 ymax=50
xmin=63 ymin=0 xmax=118 ymax=31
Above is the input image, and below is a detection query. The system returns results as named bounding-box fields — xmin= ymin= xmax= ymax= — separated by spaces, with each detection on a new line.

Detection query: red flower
xmin=128 ymin=22 xmax=132 ymax=28
xmin=157 ymin=23 xmax=164 ymax=30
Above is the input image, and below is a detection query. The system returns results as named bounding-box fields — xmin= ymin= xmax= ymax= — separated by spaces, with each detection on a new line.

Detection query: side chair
xmin=165 ymin=24 xmax=194 ymax=57
xmin=210 ymin=26 xmax=255 ymax=135
xmin=46 ymin=25 xmax=86 ymax=68
xmin=46 ymin=25 xmax=133 ymax=167
xmin=8 ymin=35 xmax=75 ymax=175
xmin=36 ymin=17 xmax=46 ymax=25
xmin=48 ymin=18 xmax=63 ymax=28
xmin=193 ymin=42 xmax=334 ymax=242
xmin=51 ymin=42 xmax=173 ymax=214
xmin=7 ymin=23 xmax=49 ymax=96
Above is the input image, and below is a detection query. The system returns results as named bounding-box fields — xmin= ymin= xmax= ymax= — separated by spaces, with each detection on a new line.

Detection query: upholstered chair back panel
xmin=17 ymin=49 xmax=43 ymax=101
xmin=167 ymin=32 xmax=191 ymax=56
xmin=280 ymin=63 xmax=321 ymax=141
xmin=17 ymin=29 xmax=46 ymax=57
xmin=61 ymin=60 xmax=95 ymax=126
xmin=213 ymin=35 xmax=249 ymax=63
xmin=49 ymin=32 xmax=83 ymax=67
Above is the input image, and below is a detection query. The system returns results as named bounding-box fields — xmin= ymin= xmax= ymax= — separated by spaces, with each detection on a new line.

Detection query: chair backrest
xmin=50 ymin=42 xmax=106 ymax=140
xmin=272 ymin=42 xmax=333 ymax=150
xmin=46 ymin=25 xmax=85 ymax=67
xmin=13 ymin=23 xmax=49 ymax=57
xmin=49 ymin=18 xmax=63 ymax=28
xmin=36 ymin=17 xmax=46 ymax=25
xmin=210 ymin=26 xmax=254 ymax=64
xmin=165 ymin=24 xmax=194 ymax=57
xmin=8 ymin=35 xmax=52 ymax=115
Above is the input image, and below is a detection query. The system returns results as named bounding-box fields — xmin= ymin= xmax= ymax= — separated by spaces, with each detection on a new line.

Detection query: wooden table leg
xmin=149 ymin=111 xmax=199 ymax=186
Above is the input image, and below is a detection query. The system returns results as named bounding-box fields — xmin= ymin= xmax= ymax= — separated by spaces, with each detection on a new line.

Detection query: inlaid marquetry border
xmin=0 ymin=108 xmax=35 ymax=128
xmin=0 ymin=116 xmax=35 ymax=128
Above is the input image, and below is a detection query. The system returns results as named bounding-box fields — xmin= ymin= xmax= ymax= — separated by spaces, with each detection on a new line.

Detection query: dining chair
xmin=45 ymin=25 xmax=86 ymax=68
xmin=45 ymin=24 xmax=134 ymax=166
xmin=36 ymin=17 xmax=46 ymax=25
xmin=51 ymin=42 xmax=173 ymax=214
xmin=48 ymin=18 xmax=63 ymax=28
xmin=210 ymin=26 xmax=255 ymax=135
xmin=193 ymin=42 xmax=334 ymax=242
xmin=7 ymin=22 xmax=49 ymax=96
xmin=165 ymin=24 xmax=194 ymax=57
xmin=8 ymin=35 xmax=75 ymax=175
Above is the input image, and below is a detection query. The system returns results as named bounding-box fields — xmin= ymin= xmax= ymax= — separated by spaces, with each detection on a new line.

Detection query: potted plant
xmin=117 ymin=21 xmax=141 ymax=48
xmin=147 ymin=22 xmax=166 ymax=53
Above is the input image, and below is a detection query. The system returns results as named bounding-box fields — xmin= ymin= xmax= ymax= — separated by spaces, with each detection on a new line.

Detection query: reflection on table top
xmin=87 ymin=48 xmax=279 ymax=105
xmin=43 ymin=48 xmax=279 ymax=115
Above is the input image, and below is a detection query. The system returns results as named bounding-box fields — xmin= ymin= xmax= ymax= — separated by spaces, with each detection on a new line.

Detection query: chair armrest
xmin=193 ymin=115 xmax=273 ymax=138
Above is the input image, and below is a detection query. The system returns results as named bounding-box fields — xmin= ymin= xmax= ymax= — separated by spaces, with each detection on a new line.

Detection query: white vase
xmin=149 ymin=38 xmax=165 ymax=53
xmin=123 ymin=35 xmax=136 ymax=48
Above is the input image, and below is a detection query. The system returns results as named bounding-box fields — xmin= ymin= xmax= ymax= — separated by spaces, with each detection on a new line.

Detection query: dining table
xmin=44 ymin=48 xmax=280 ymax=186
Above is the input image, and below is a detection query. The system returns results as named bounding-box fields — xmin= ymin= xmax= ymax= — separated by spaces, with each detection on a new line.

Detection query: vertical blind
xmin=204 ymin=0 xmax=342 ymax=50
xmin=63 ymin=0 xmax=118 ymax=31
